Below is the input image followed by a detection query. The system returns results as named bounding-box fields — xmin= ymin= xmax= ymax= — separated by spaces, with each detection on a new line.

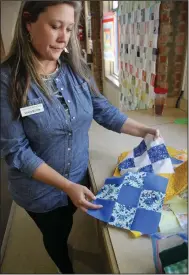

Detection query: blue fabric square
xmin=87 ymin=198 xmax=115 ymax=223
xmin=148 ymin=144 xmax=169 ymax=163
xmin=104 ymin=176 xmax=124 ymax=187
xmin=138 ymin=190 xmax=165 ymax=212
xmin=118 ymin=158 xmax=135 ymax=170
xmin=117 ymin=185 xmax=141 ymax=207
xmin=143 ymin=173 xmax=168 ymax=193
xmin=131 ymin=208 xmax=161 ymax=234
xmin=171 ymin=157 xmax=183 ymax=165
xmin=139 ymin=164 xmax=154 ymax=173
xmin=133 ymin=140 xmax=147 ymax=157
xmin=109 ymin=202 xmax=136 ymax=229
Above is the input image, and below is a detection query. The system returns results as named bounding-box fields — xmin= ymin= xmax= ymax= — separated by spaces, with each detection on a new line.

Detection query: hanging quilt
xmin=119 ymin=1 xmax=161 ymax=110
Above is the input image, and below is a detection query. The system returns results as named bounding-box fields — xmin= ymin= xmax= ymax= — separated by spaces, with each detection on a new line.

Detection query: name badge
xmin=20 ymin=104 xmax=44 ymax=117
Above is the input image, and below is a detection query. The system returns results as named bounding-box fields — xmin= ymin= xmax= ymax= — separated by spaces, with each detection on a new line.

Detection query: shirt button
xmin=72 ymin=116 xmax=75 ymax=120
xmin=65 ymin=174 xmax=68 ymax=177
xmin=67 ymin=100 xmax=71 ymax=103
xmin=69 ymin=133 xmax=72 ymax=136
xmin=56 ymin=78 xmax=59 ymax=82
xmin=68 ymin=163 xmax=71 ymax=166
xmin=68 ymin=148 xmax=71 ymax=151
xmin=61 ymin=87 xmax=64 ymax=91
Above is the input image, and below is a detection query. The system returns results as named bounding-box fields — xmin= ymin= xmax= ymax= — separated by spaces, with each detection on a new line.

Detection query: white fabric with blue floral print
xmin=138 ymin=190 xmax=165 ymax=212
xmin=96 ymin=183 xmax=122 ymax=201
xmin=109 ymin=202 xmax=136 ymax=229
xmin=123 ymin=172 xmax=146 ymax=188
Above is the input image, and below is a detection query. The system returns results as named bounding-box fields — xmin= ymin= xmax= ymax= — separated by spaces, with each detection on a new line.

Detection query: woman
xmin=1 ymin=1 xmax=160 ymax=273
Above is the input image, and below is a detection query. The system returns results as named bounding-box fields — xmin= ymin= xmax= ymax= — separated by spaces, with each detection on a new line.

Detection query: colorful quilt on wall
xmin=118 ymin=1 xmax=161 ymax=110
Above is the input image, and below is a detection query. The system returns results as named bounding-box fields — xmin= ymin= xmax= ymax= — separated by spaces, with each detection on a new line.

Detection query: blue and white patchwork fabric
xmin=118 ymin=135 xmax=174 ymax=175
xmin=170 ymin=157 xmax=184 ymax=168
xmin=87 ymin=172 xmax=168 ymax=234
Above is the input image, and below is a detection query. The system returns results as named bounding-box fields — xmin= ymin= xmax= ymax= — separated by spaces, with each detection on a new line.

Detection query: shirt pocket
xmin=74 ymin=82 xmax=93 ymax=114
xmin=22 ymin=97 xmax=51 ymax=140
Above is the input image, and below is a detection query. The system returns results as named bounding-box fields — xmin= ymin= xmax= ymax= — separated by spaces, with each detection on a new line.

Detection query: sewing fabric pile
xmin=114 ymin=141 xmax=188 ymax=239
xmin=87 ymin=135 xmax=176 ymax=234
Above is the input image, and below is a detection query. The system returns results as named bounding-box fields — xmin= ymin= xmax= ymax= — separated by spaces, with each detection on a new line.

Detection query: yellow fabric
xmin=114 ymin=151 xmax=129 ymax=177
xmin=164 ymin=161 xmax=188 ymax=202
xmin=113 ymin=146 xmax=188 ymax=238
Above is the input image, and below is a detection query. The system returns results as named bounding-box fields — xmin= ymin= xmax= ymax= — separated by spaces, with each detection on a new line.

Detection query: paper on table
xmin=159 ymin=210 xmax=182 ymax=235
xmin=166 ymin=196 xmax=188 ymax=230
xmin=167 ymin=196 xmax=187 ymax=215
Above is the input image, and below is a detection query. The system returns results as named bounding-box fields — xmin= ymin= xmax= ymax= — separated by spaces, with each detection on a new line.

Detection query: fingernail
xmin=93 ymin=196 xmax=96 ymax=200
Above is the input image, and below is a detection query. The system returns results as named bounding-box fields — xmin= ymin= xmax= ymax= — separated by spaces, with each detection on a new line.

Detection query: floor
xmin=1 ymin=107 xmax=187 ymax=274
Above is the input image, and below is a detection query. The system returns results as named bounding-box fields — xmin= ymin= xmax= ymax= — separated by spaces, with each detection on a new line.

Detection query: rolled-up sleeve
xmin=90 ymin=78 xmax=128 ymax=133
xmin=1 ymin=70 xmax=44 ymax=177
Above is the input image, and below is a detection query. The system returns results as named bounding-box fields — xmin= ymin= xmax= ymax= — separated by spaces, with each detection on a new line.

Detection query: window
xmin=103 ymin=1 xmax=120 ymax=86
xmin=111 ymin=1 xmax=119 ymax=78
xmin=113 ymin=1 xmax=118 ymax=10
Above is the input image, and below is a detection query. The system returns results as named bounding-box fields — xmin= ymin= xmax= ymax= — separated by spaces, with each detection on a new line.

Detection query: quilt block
xmin=118 ymin=135 xmax=174 ymax=175
xmin=88 ymin=172 xmax=168 ymax=235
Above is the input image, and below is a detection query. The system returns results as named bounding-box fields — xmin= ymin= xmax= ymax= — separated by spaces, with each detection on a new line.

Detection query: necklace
xmin=40 ymin=62 xmax=60 ymax=80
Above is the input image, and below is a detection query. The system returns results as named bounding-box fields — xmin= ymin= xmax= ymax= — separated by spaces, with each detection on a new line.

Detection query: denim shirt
xmin=1 ymin=62 xmax=128 ymax=213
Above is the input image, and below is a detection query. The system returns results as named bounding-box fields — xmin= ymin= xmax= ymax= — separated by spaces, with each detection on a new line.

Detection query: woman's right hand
xmin=65 ymin=183 xmax=103 ymax=212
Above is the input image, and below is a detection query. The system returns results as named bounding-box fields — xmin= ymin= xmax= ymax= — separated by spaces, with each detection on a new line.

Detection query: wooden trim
xmin=179 ymin=98 xmax=188 ymax=112
xmin=88 ymin=163 xmax=120 ymax=274
xmin=1 ymin=32 xmax=5 ymax=62
xmin=0 ymin=202 xmax=16 ymax=266
xmin=166 ymin=97 xmax=178 ymax=108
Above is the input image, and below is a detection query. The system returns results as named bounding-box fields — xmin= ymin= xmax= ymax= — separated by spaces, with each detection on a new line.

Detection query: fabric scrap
xmin=164 ymin=259 xmax=188 ymax=274
xmin=159 ymin=209 xmax=182 ymax=235
xmin=164 ymin=161 xmax=188 ymax=202
xmin=159 ymin=242 xmax=188 ymax=269
xmin=113 ymin=146 xmax=187 ymax=238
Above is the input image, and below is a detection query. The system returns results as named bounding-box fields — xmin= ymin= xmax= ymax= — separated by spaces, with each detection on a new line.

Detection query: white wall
xmin=103 ymin=80 xmax=120 ymax=108
xmin=1 ymin=1 xmax=21 ymax=54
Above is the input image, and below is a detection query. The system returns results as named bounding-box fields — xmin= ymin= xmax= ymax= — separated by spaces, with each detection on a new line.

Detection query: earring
xmin=64 ymin=47 xmax=69 ymax=53
xmin=27 ymin=32 xmax=33 ymax=43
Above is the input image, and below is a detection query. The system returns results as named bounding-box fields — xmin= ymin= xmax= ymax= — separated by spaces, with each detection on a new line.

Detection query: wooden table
xmin=88 ymin=108 xmax=187 ymax=273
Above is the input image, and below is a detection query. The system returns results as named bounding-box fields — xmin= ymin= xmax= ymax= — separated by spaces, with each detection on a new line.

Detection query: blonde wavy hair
xmin=3 ymin=1 xmax=95 ymax=118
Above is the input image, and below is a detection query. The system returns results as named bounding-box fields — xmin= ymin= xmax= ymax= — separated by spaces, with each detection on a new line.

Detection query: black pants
xmin=27 ymin=199 xmax=77 ymax=274
xmin=26 ymin=172 xmax=90 ymax=274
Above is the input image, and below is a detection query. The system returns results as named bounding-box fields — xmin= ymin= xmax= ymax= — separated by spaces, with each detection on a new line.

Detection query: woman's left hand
xmin=144 ymin=128 xmax=160 ymax=140
xmin=121 ymin=118 xmax=161 ymax=140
